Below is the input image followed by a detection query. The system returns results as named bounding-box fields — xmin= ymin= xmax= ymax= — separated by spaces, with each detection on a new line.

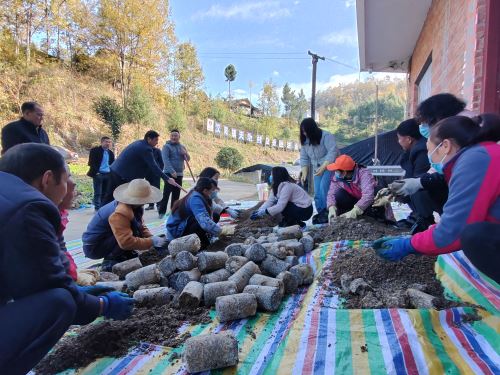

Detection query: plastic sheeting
xmin=65 ymin=240 xmax=500 ymax=375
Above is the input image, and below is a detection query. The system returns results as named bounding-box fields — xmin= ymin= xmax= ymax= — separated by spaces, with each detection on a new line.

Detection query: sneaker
xmin=312 ymin=210 xmax=328 ymax=225
xmin=145 ymin=205 xmax=155 ymax=210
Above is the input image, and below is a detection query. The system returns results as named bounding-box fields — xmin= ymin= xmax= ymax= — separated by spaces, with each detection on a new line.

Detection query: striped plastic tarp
xmin=64 ymin=241 xmax=499 ymax=375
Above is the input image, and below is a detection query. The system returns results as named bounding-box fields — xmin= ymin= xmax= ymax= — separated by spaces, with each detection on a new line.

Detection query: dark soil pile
xmin=320 ymin=247 xmax=464 ymax=309
xmin=35 ymin=305 xmax=211 ymax=375
xmin=138 ymin=248 xmax=165 ymax=266
xmin=310 ymin=217 xmax=404 ymax=243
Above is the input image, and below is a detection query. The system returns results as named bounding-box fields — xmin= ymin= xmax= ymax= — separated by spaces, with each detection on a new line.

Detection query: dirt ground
xmin=320 ymin=247 xmax=465 ymax=309
xmin=35 ymin=305 xmax=211 ymax=375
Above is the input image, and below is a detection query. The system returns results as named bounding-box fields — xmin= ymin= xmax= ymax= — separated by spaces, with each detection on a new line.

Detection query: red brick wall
xmin=407 ymin=0 xmax=487 ymax=115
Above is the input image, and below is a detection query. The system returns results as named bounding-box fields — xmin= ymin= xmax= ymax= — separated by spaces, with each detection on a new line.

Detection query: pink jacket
xmin=326 ymin=166 xmax=376 ymax=211
xmin=261 ymin=182 xmax=312 ymax=216
xmin=411 ymin=142 xmax=500 ymax=255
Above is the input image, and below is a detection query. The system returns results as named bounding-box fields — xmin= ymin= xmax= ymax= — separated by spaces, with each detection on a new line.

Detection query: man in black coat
xmin=145 ymin=146 xmax=164 ymax=210
xmin=101 ymin=130 xmax=175 ymax=206
xmin=1 ymin=101 xmax=50 ymax=154
xmin=0 ymin=144 xmax=133 ymax=374
xmin=87 ymin=136 xmax=115 ymax=210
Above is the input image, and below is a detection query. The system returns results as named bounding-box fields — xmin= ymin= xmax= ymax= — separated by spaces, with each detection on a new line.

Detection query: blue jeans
xmin=92 ymin=173 xmax=110 ymax=210
xmin=313 ymin=170 xmax=332 ymax=213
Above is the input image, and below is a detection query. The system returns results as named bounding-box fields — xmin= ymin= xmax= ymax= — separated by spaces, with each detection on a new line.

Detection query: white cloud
xmin=273 ymin=70 xmax=280 ymax=76
xmin=321 ymin=29 xmax=357 ymax=46
xmin=294 ymin=1 xmax=300 ymax=4
xmin=193 ymin=1 xmax=291 ymax=21
xmin=233 ymin=88 xmax=247 ymax=96
xmin=345 ymin=0 xmax=355 ymax=8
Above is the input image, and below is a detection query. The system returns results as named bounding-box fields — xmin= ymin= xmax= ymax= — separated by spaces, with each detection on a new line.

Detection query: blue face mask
xmin=427 ymin=142 xmax=447 ymax=175
xmin=268 ymin=175 xmax=273 ymax=185
xmin=209 ymin=191 xmax=218 ymax=199
xmin=334 ymin=171 xmax=343 ymax=180
xmin=419 ymin=123 xmax=430 ymax=138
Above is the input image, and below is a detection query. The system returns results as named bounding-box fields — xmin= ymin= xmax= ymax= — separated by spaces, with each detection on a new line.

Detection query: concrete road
xmin=65 ymin=179 xmax=258 ymax=241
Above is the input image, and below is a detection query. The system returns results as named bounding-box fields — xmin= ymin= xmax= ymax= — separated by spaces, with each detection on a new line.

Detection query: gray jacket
xmin=299 ymin=129 xmax=338 ymax=173
xmin=162 ymin=141 xmax=186 ymax=176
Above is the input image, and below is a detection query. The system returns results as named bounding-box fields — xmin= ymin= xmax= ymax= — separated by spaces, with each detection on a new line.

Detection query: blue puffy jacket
xmin=0 ymin=172 xmax=100 ymax=323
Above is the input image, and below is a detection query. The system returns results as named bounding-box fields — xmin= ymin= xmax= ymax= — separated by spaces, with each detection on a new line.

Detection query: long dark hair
xmin=430 ymin=114 xmax=500 ymax=149
xmin=172 ymin=177 xmax=218 ymax=218
xmin=396 ymin=118 xmax=421 ymax=140
xmin=271 ymin=166 xmax=296 ymax=196
xmin=300 ymin=118 xmax=323 ymax=146
xmin=199 ymin=167 xmax=220 ymax=179
xmin=416 ymin=93 xmax=466 ymax=126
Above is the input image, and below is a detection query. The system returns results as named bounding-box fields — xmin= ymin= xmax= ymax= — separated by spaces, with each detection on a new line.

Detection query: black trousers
xmin=461 ymin=222 xmax=500 ymax=283
xmin=102 ymin=171 xmax=128 ymax=206
xmin=92 ymin=173 xmax=111 ymax=210
xmin=0 ymin=288 xmax=77 ymax=375
xmin=146 ymin=176 xmax=161 ymax=208
xmin=158 ymin=176 xmax=183 ymax=215
xmin=182 ymin=215 xmax=211 ymax=249
xmin=280 ymin=203 xmax=313 ymax=227
xmin=83 ymin=234 xmax=138 ymax=271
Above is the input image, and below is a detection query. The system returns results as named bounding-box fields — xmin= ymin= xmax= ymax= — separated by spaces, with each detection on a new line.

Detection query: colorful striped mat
xmin=63 ymin=240 xmax=499 ymax=375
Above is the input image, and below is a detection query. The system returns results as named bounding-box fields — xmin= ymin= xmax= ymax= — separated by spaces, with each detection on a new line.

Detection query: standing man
xmin=1 ymin=101 xmax=50 ymax=154
xmin=101 ymin=130 xmax=175 ymax=206
xmin=145 ymin=146 xmax=164 ymax=210
xmin=158 ymin=129 xmax=190 ymax=218
xmin=87 ymin=136 xmax=115 ymax=211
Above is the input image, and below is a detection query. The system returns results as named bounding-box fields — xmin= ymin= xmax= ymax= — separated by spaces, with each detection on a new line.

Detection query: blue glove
xmin=101 ymin=291 xmax=134 ymax=320
xmin=250 ymin=209 xmax=266 ymax=220
xmin=373 ymin=237 xmax=416 ymax=261
xmin=78 ymin=285 xmax=115 ymax=296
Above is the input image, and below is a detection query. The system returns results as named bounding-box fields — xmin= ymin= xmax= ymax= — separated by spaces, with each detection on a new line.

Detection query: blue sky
xmin=171 ymin=0 xmax=367 ymax=103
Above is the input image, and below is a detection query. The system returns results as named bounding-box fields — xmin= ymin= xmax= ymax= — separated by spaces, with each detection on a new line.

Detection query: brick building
xmin=356 ymin=0 xmax=499 ymax=115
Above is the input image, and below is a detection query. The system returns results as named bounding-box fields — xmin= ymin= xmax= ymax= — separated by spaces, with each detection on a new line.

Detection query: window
xmin=417 ymin=56 xmax=432 ymax=103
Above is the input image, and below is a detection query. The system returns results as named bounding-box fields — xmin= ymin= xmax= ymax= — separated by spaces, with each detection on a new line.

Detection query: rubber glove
xmin=78 ymin=284 xmax=115 ymax=296
xmin=328 ymin=206 xmax=337 ymax=224
xmin=101 ymin=291 xmax=134 ymax=320
xmin=152 ymin=235 xmax=167 ymax=248
xmin=250 ymin=209 xmax=266 ymax=220
xmin=372 ymin=188 xmax=393 ymax=208
xmin=313 ymin=161 xmax=330 ymax=177
xmin=225 ymin=207 xmax=239 ymax=219
xmin=389 ymin=178 xmax=423 ymax=196
xmin=220 ymin=225 xmax=236 ymax=236
xmin=373 ymin=237 xmax=416 ymax=261
xmin=300 ymin=166 xmax=308 ymax=184
xmin=340 ymin=205 xmax=363 ymax=219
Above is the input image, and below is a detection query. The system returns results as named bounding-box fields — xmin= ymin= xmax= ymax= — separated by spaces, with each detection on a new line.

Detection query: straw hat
xmin=113 ymin=179 xmax=162 ymax=205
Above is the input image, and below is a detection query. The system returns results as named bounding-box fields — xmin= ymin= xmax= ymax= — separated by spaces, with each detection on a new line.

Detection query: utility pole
xmin=308 ymin=50 xmax=325 ymax=119
xmin=249 ymin=81 xmax=254 ymax=116
xmin=373 ymin=83 xmax=380 ymax=165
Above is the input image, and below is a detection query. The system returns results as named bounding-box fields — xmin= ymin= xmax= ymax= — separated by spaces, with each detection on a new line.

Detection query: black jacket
xmin=1 ymin=118 xmax=50 ymax=154
xmin=87 ymin=146 xmax=115 ymax=178
xmin=0 ymin=172 xmax=100 ymax=324
xmin=400 ymin=137 xmax=430 ymax=178
xmin=111 ymin=140 xmax=168 ymax=181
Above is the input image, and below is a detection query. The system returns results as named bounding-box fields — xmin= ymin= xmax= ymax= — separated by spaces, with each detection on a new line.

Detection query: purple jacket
xmin=326 ymin=166 xmax=376 ymax=211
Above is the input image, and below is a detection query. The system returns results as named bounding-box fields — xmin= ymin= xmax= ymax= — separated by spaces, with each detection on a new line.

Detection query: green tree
xmin=174 ymin=42 xmax=204 ymax=108
xmin=215 ymin=147 xmax=243 ymax=171
xmin=93 ymin=96 xmax=125 ymax=141
xmin=259 ymin=80 xmax=280 ymax=117
xmin=224 ymin=64 xmax=237 ymax=100
xmin=165 ymin=99 xmax=187 ymax=132
xmin=126 ymin=84 xmax=153 ymax=125
xmin=281 ymin=83 xmax=296 ymax=124
xmin=294 ymin=89 xmax=309 ymax=122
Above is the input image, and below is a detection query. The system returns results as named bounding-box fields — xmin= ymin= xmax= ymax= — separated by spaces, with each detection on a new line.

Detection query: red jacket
xmin=411 ymin=142 xmax=500 ymax=255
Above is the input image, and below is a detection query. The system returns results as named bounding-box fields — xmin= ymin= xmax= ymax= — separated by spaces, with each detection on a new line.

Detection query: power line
xmin=198 ymin=52 xmax=304 ymax=55
xmin=198 ymin=56 xmax=310 ymax=60
xmin=324 ymin=57 xmax=358 ymax=71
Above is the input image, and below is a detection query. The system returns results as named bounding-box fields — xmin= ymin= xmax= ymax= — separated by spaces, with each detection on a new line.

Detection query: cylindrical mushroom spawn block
xmin=158 ymin=255 xmax=177 ymax=278
xmin=169 ymin=268 xmax=201 ymax=291
xmin=276 ymin=225 xmax=303 ymax=240
xmin=266 ymin=245 xmax=287 ymax=260
xmin=225 ymin=256 xmax=248 ymax=274
xmin=183 ymin=331 xmax=239 ymax=373
xmin=248 ymin=274 xmax=284 ymax=294
xmin=284 ymin=255 xmax=299 ymax=267
xmin=112 ymin=257 xmax=142 ymax=279
xmin=290 ymin=264 xmax=314 ymax=285
xmin=278 ymin=240 xmax=305 ymax=257
xmin=215 ymin=293 xmax=257 ymax=322
xmin=243 ymin=285 xmax=283 ymax=312
xmin=95 ymin=281 xmax=125 ymax=292
xmin=174 ymin=251 xmax=197 ymax=271
xmin=276 ymin=271 xmax=299 ymax=294
xmin=259 ymin=255 xmax=290 ymax=277
xmin=227 ymin=261 xmax=261 ymax=292
xmin=197 ymin=251 xmax=228 ymax=273
xmin=200 ymin=268 xmax=231 ymax=284
xmin=133 ymin=287 xmax=175 ymax=306
xmin=203 ymin=280 xmax=238 ymax=306
xmin=244 ymin=243 xmax=266 ymax=263
xmin=125 ymin=264 xmax=161 ymax=290
xmin=300 ymin=235 xmax=315 ymax=253
xmin=225 ymin=243 xmax=246 ymax=257
xmin=179 ymin=281 xmax=204 ymax=309
xmin=168 ymin=233 xmax=201 ymax=257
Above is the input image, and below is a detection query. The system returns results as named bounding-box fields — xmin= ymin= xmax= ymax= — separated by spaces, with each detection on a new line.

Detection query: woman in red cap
xmin=325 ymin=154 xmax=377 ymax=223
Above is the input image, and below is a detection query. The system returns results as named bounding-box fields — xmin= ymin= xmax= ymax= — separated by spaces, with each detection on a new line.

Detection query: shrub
xmin=165 ymin=99 xmax=187 ymax=132
xmin=215 ymin=147 xmax=243 ymax=171
xmin=93 ymin=96 xmax=125 ymax=140
xmin=126 ymin=85 xmax=153 ymax=125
